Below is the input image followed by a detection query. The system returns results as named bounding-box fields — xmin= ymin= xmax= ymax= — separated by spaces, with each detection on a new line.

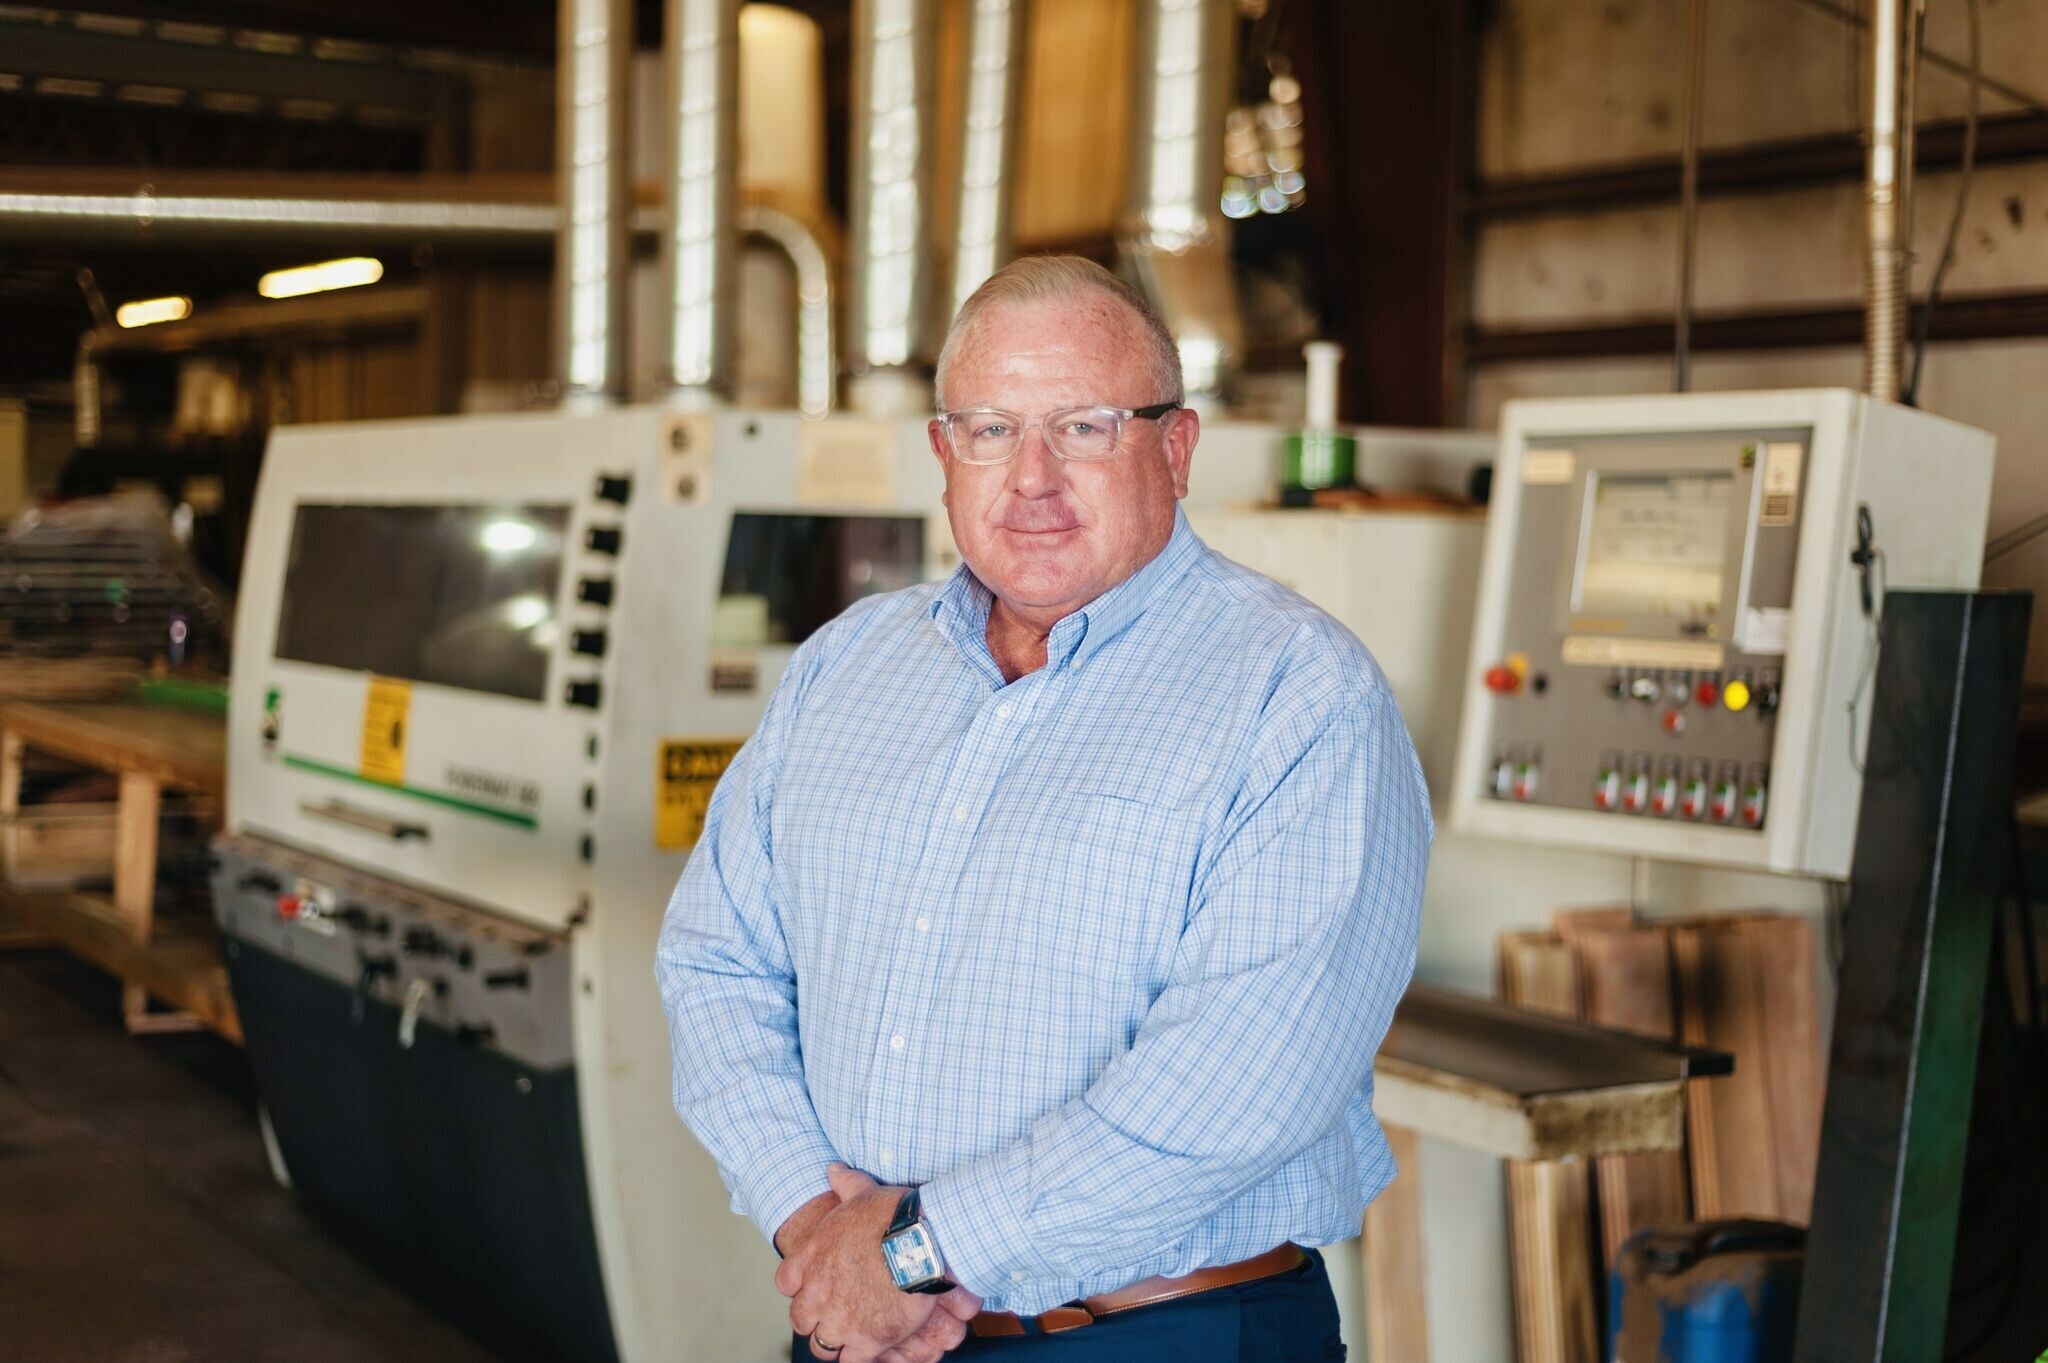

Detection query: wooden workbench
xmin=0 ymin=700 xmax=237 ymax=1043
xmin=1359 ymin=984 xmax=1730 ymax=1363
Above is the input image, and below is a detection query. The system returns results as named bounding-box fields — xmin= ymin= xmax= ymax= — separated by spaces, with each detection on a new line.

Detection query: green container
xmin=1284 ymin=431 xmax=1357 ymax=491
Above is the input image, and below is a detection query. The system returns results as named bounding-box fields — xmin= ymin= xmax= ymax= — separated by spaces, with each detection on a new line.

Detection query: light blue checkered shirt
xmin=656 ymin=509 xmax=1431 ymax=1314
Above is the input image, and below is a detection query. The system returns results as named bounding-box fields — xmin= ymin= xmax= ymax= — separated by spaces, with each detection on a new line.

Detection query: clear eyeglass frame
xmin=936 ymin=402 xmax=1181 ymax=465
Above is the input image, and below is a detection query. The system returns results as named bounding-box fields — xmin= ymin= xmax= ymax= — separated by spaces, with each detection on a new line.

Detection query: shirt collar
xmin=928 ymin=506 xmax=1203 ymax=676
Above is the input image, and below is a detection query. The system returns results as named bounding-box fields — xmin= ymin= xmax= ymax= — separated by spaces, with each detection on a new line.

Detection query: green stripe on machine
xmin=281 ymin=755 xmax=539 ymax=829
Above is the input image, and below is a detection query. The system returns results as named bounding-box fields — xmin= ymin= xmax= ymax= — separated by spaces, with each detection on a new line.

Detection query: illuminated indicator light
xmin=1723 ymin=679 xmax=1751 ymax=713
xmin=259 ymin=256 xmax=384 ymax=299
xmin=1484 ymin=665 xmax=1520 ymax=695
xmin=1696 ymin=677 xmax=1721 ymax=707
xmin=276 ymin=895 xmax=302 ymax=919
xmin=115 ymin=295 xmax=191 ymax=328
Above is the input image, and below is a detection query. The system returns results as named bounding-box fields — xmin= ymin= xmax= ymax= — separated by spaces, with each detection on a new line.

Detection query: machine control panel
xmin=213 ymin=833 xmax=575 ymax=1070
xmin=1471 ymin=426 xmax=1799 ymax=835
xmin=1452 ymin=391 xmax=1995 ymax=876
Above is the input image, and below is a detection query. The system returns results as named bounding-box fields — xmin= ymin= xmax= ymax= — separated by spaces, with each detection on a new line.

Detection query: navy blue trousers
xmin=792 ymin=1249 xmax=1345 ymax=1362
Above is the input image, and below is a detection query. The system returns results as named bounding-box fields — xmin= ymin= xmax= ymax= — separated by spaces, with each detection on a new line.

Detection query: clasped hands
xmin=775 ymin=1164 xmax=982 ymax=1363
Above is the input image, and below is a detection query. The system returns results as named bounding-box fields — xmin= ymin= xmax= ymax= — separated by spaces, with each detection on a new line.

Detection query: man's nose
xmin=1005 ymin=426 xmax=1066 ymax=497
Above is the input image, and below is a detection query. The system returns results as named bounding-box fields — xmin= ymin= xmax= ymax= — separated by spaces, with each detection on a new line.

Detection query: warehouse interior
xmin=1 ymin=1 xmax=2046 ymax=1360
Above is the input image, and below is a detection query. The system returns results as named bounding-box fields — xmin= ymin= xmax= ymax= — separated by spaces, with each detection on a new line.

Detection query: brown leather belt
xmin=969 ymin=1243 xmax=1306 ymax=1338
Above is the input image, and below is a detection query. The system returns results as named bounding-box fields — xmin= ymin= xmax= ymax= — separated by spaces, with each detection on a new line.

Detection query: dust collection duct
xmin=1863 ymin=0 xmax=1907 ymax=401
xmin=556 ymin=0 xmax=634 ymax=405
xmin=846 ymin=0 xmax=941 ymax=416
xmin=663 ymin=0 xmax=741 ymax=403
xmin=948 ymin=0 xmax=1030 ymax=322
xmin=1123 ymin=0 xmax=1244 ymax=406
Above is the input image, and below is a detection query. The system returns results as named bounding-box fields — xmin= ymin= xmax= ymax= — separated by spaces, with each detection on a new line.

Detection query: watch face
xmin=884 ymin=1226 xmax=942 ymax=1289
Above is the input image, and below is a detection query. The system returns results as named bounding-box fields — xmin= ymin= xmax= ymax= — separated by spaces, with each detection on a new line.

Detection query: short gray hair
xmin=934 ymin=255 xmax=1184 ymax=410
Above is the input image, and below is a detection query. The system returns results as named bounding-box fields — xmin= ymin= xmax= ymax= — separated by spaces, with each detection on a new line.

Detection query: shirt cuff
xmin=737 ymin=1131 xmax=841 ymax=1251
xmin=918 ymin=1151 xmax=1058 ymax=1300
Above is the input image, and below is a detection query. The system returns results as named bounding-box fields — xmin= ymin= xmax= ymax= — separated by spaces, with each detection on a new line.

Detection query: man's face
xmin=928 ymin=294 xmax=1198 ymax=622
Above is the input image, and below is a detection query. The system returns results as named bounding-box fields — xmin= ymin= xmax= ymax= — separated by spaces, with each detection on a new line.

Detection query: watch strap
xmin=887 ymin=1187 xmax=923 ymax=1238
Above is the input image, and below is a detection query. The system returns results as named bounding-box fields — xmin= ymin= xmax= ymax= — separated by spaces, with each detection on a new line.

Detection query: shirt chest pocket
xmin=982 ymin=791 xmax=1204 ymax=996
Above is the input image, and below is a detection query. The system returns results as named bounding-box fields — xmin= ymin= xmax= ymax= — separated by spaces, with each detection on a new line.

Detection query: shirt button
xmin=879 ymin=1149 xmax=895 ymax=1168
xmin=1011 ymin=1271 xmax=1026 ymax=1283
xmin=951 ymin=805 xmax=967 ymax=823
xmin=916 ymin=916 xmax=931 ymax=933
xmin=891 ymin=1034 xmax=906 ymax=1050
xmin=996 ymin=703 xmax=1012 ymax=719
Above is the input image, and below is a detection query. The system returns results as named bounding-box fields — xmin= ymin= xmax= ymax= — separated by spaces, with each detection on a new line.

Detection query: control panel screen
xmin=275 ymin=504 xmax=572 ymax=701
xmin=715 ymin=513 xmax=926 ymax=648
xmin=1575 ymin=472 xmax=1732 ymax=620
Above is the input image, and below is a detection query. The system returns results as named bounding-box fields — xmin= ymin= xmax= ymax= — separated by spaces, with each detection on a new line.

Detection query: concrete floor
xmin=0 ymin=949 xmax=510 ymax=1363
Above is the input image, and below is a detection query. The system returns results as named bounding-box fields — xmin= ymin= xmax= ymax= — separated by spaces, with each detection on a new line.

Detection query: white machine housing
xmin=1450 ymin=390 xmax=1994 ymax=878
xmin=222 ymin=403 xmax=1445 ymax=1362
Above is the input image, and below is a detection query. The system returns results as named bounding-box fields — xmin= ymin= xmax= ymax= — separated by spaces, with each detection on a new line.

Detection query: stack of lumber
xmin=1497 ymin=908 xmax=1823 ymax=1363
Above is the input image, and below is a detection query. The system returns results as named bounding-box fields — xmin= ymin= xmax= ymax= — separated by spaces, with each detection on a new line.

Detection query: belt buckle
xmin=1034 ymin=1306 xmax=1095 ymax=1333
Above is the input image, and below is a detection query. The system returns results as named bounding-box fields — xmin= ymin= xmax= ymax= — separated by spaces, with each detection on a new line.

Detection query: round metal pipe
xmin=0 ymin=188 xmax=556 ymax=242
xmin=1123 ymin=0 xmax=1241 ymax=404
xmin=1864 ymin=0 xmax=1906 ymax=401
xmin=663 ymin=0 xmax=740 ymax=401
xmin=846 ymin=0 xmax=939 ymax=407
xmin=948 ymin=0 xmax=1029 ymax=323
xmin=739 ymin=203 xmax=837 ymax=417
xmin=556 ymin=0 xmax=634 ymax=404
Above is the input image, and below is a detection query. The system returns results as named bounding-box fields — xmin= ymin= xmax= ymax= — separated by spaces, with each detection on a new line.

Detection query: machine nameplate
xmin=360 ymin=677 xmax=411 ymax=783
xmin=656 ymin=739 xmax=745 ymax=849
xmin=1559 ymin=637 xmax=1726 ymax=670
xmin=798 ymin=419 xmax=898 ymax=507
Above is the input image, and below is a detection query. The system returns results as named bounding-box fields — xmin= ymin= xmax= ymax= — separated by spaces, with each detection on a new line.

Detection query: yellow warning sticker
xmin=360 ymin=677 xmax=411 ymax=784
xmin=656 ymin=739 xmax=744 ymax=850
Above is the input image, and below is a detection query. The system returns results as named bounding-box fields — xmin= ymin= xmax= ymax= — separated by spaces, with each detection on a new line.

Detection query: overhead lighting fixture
xmin=114 ymin=295 xmax=191 ymax=328
xmin=258 ymin=256 xmax=383 ymax=300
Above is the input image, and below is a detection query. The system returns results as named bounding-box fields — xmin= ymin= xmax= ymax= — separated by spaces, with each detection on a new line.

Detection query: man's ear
xmin=1164 ymin=407 xmax=1200 ymax=498
xmin=928 ymin=419 xmax=950 ymax=471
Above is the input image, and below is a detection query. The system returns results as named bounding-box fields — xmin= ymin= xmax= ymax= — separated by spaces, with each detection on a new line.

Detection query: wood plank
xmin=1673 ymin=917 xmax=1822 ymax=1223
xmin=112 ymin=770 xmax=161 ymax=941
xmin=0 ymin=887 xmax=240 ymax=1044
xmin=1499 ymin=932 xmax=1600 ymax=1363
xmin=0 ymin=702 xmax=225 ymax=794
xmin=1363 ymin=1123 xmax=1429 ymax=1363
xmin=1559 ymin=924 xmax=1692 ymax=1261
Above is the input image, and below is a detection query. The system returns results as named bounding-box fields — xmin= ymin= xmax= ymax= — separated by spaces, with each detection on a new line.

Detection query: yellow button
xmin=1506 ymin=652 xmax=1530 ymax=681
xmin=1724 ymin=679 xmax=1751 ymax=713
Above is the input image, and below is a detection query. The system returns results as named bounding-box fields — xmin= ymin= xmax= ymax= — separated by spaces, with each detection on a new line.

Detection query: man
xmin=657 ymin=256 xmax=1430 ymax=1363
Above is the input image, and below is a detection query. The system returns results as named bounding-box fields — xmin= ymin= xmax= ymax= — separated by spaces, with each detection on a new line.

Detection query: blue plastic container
xmin=1608 ymin=1220 xmax=1805 ymax=1363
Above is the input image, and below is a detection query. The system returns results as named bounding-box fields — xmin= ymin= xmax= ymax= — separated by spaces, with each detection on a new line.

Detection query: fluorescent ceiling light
xmin=115 ymin=295 xmax=191 ymax=328
xmin=258 ymin=256 xmax=383 ymax=299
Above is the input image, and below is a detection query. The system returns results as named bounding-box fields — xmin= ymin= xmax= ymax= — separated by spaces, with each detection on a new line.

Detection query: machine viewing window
xmin=714 ymin=514 xmax=926 ymax=648
xmin=1575 ymin=472 xmax=1732 ymax=621
xmin=275 ymin=504 xmax=572 ymax=701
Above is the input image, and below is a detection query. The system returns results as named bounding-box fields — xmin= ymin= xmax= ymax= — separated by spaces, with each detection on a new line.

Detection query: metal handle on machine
xmin=300 ymin=799 xmax=428 ymax=842
xmin=397 ymin=977 xmax=431 ymax=1050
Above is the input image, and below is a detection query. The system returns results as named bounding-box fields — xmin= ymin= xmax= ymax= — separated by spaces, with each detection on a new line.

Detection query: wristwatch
xmin=880 ymin=1188 xmax=950 ymax=1294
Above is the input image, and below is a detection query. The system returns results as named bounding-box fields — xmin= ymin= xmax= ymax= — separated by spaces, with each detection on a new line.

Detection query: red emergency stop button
xmin=276 ymin=894 xmax=302 ymax=919
xmin=1696 ymin=675 xmax=1720 ymax=707
xmin=1484 ymin=664 xmax=1521 ymax=695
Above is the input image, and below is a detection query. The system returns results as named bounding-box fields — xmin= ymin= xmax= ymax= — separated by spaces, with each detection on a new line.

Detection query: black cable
xmin=1903 ymin=0 xmax=1980 ymax=407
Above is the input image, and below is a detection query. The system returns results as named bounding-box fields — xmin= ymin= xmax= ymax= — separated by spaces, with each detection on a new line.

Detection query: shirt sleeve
xmin=919 ymin=682 xmax=1431 ymax=1295
xmin=655 ymin=657 xmax=841 ymax=1247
